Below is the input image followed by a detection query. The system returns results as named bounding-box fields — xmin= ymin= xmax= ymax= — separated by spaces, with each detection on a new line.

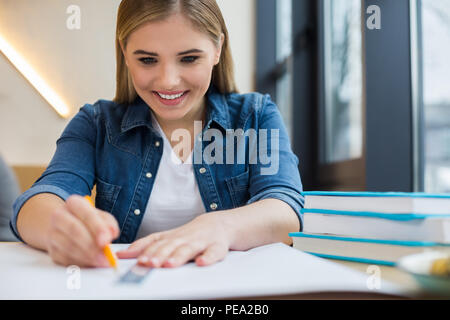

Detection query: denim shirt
xmin=11 ymin=85 xmax=304 ymax=243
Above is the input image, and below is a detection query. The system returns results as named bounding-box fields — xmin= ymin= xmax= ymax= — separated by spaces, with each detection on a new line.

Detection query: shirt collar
xmin=120 ymin=84 xmax=231 ymax=134
xmin=120 ymin=96 xmax=154 ymax=133
xmin=204 ymin=84 xmax=231 ymax=131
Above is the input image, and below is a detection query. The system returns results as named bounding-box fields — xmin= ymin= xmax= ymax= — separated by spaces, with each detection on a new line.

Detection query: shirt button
xmin=210 ymin=203 xmax=218 ymax=210
xmin=155 ymin=141 xmax=160 ymax=147
xmin=146 ymin=172 xmax=152 ymax=178
xmin=199 ymin=167 xmax=206 ymax=174
xmin=134 ymin=209 xmax=141 ymax=216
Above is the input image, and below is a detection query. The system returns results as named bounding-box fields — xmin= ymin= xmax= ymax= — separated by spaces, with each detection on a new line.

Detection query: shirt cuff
xmin=11 ymin=185 xmax=71 ymax=242
xmin=246 ymin=188 xmax=304 ymax=232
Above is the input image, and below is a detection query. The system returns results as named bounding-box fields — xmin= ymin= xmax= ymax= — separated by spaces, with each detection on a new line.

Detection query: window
xmin=419 ymin=0 xmax=450 ymax=193
xmin=256 ymin=0 xmax=317 ymax=189
xmin=257 ymin=1 xmax=442 ymax=192
xmin=323 ymin=0 xmax=363 ymax=163
xmin=276 ymin=0 xmax=293 ymax=139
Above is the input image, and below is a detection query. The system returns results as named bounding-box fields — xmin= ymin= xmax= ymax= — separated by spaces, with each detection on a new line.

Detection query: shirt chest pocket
xmin=225 ymin=170 xmax=250 ymax=208
xmin=95 ymin=178 xmax=121 ymax=213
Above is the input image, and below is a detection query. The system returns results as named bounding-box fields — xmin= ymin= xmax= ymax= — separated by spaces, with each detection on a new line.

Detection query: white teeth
xmin=157 ymin=92 xmax=185 ymax=100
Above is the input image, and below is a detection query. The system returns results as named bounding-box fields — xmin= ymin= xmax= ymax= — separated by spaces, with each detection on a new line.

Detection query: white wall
xmin=0 ymin=0 xmax=255 ymax=165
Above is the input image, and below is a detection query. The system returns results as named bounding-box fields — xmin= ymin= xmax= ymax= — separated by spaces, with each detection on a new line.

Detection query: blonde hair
xmin=113 ymin=0 xmax=238 ymax=104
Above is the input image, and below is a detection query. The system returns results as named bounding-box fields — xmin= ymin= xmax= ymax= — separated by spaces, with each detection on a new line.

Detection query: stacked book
xmin=289 ymin=191 xmax=450 ymax=266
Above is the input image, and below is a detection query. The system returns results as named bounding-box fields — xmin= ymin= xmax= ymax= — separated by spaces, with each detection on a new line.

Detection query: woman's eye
xmin=181 ymin=56 xmax=199 ymax=63
xmin=138 ymin=56 xmax=199 ymax=65
xmin=139 ymin=57 xmax=156 ymax=65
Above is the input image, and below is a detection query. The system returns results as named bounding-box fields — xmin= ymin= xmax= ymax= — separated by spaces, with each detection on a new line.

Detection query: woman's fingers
xmin=162 ymin=243 xmax=201 ymax=268
xmin=47 ymin=196 xmax=116 ymax=268
xmin=66 ymin=195 xmax=116 ymax=247
xmin=137 ymin=239 xmax=190 ymax=267
xmin=48 ymin=213 xmax=106 ymax=267
xmin=137 ymin=240 xmax=174 ymax=267
xmin=98 ymin=210 xmax=120 ymax=239
xmin=118 ymin=214 xmax=232 ymax=268
xmin=116 ymin=232 xmax=164 ymax=259
xmin=195 ymin=243 xmax=228 ymax=266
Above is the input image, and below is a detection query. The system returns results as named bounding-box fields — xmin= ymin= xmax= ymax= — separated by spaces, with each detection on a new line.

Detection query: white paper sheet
xmin=0 ymin=242 xmax=408 ymax=299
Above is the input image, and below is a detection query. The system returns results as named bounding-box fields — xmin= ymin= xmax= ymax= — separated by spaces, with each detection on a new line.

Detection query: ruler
xmin=117 ymin=263 xmax=153 ymax=284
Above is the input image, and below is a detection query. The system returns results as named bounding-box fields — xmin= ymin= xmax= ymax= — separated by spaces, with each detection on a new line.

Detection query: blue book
xmin=302 ymin=191 xmax=450 ymax=215
xmin=289 ymin=232 xmax=450 ymax=266
xmin=300 ymin=191 xmax=450 ymax=243
xmin=301 ymin=208 xmax=450 ymax=243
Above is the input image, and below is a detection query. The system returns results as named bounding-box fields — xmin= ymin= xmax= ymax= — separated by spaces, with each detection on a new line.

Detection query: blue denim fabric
xmin=11 ymin=85 xmax=304 ymax=243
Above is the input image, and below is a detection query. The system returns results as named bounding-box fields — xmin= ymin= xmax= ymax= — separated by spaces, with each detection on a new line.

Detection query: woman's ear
xmin=214 ymin=33 xmax=225 ymax=66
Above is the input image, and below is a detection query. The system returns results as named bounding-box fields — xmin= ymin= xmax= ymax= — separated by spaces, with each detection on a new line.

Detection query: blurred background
xmin=0 ymin=0 xmax=449 ymax=195
xmin=256 ymin=0 xmax=450 ymax=193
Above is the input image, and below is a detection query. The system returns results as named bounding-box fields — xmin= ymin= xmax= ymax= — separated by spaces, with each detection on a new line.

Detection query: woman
xmin=0 ymin=155 xmax=20 ymax=241
xmin=12 ymin=0 xmax=304 ymax=269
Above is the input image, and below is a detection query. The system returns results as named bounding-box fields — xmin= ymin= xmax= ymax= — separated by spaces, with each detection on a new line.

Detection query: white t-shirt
xmin=135 ymin=112 xmax=206 ymax=239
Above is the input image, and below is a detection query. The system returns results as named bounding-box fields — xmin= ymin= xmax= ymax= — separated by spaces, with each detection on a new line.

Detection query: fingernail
xmin=198 ymin=256 xmax=208 ymax=265
xmin=167 ymin=258 xmax=176 ymax=266
xmin=98 ymin=232 xmax=109 ymax=246
xmin=110 ymin=226 xmax=119 ymax=238
xmin=138 ymin=256 xmax=149 ymax=264
xmin=150 ymin=257 xmax=160 ymax=267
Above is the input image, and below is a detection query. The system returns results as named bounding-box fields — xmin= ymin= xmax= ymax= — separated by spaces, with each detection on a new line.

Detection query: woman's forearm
xmin=220 ymin=198 xmax=301 ymax=251
xmin=16 ymin=193 xmax=66 ymax=251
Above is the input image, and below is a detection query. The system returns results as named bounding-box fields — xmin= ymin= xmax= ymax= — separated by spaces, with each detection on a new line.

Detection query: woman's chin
xmin=151 ymin=106 xmax=189 ymax=122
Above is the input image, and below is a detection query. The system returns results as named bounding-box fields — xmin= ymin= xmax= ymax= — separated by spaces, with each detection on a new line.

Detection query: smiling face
xmin=121 ymin=13 xmax=223 ymax=129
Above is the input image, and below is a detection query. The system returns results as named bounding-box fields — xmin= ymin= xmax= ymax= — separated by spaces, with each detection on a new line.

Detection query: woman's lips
xmin=153 ymin=90 xmax=189 ymax=106
xmin=156 ymin=90 xmax=186 ymax=95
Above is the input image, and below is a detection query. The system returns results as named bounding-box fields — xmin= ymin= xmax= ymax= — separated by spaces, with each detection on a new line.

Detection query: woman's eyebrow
xmin=133 ymin=49 xmax=204 ymax=56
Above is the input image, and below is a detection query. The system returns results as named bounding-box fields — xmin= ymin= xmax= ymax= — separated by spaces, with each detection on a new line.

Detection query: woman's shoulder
xmin=75 ymin=98 xmax=141 ymax=130
xmin=212 ymin=90 xmax=277 ymax=128
xmin=78 ymin=98 xmax=128 ymax=119
xmin=64 ymin=99 xmax=136 ymax=140
xmin=225 ymin=90 xmax=273 ymax=112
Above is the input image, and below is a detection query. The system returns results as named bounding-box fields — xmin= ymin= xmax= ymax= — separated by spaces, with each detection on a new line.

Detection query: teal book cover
xmin=302 ymin=191 xmax=450 ymax=199
xmin=289 ymin=233 xmax=450 ymax=266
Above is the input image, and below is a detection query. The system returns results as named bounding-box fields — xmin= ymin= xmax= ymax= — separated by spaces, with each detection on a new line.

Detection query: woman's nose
xmin=157 ymin=63 xmax=181 ymax=88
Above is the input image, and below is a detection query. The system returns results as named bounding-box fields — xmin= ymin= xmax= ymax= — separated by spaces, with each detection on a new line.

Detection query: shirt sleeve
xmin=10 ymin=104 xmax=97 ymax=242
xmin=246 ymin=94 xmax=305 ymax=231
xmin=0 ymin=156 xmax=20 ymax=241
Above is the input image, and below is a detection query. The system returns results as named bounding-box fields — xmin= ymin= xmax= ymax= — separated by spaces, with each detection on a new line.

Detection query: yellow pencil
xmin=84 ymin=195 xmax=118 ymax=271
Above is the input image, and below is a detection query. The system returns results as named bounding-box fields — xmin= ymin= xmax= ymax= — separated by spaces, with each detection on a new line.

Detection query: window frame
xmin=256 ymin=0 xmax=420 ymax=192
xmin=363 ymin=0 xmax=416 ymax=192
xmin=316 ymin=0 xmax=367 ymax=191
xmin=256 ymin=0 xmax=318 ymax=190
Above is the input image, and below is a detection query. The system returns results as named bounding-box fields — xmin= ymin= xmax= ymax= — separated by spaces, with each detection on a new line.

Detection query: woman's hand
xmin=116 ymin=212 xmax=233 ymax=268
xmin=46 ymin=195 xmax=120 ymax=268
